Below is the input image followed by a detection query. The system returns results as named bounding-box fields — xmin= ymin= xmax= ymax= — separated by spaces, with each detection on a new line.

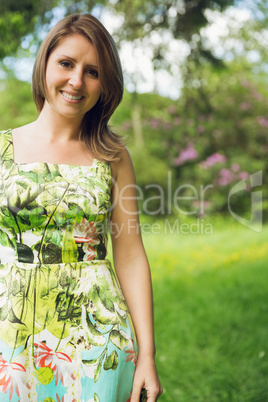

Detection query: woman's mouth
xmin=60 ymin=91 xmax=84 ymax=101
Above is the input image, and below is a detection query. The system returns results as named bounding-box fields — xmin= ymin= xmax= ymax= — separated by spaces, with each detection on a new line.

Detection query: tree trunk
xmin=131 ymin=92 xmax=144 ymax=147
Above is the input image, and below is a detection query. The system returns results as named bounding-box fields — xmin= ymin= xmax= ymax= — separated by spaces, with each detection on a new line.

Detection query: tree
xmin=95 ymin=1 xmax=236 ymax=146
xmin=0 ymin=0 xmax=237 ymax=146
xmin=0 ymin=0 xmax=58 ymax=59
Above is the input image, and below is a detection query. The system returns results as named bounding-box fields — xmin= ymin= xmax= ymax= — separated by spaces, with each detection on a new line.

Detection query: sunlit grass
xmin=107 ymin=219 xmax=268 ymax=401
xmin=143 ymin=218 xmax=268 ymax=278
xmin=141 ymin=220 xmax=268 ymax=401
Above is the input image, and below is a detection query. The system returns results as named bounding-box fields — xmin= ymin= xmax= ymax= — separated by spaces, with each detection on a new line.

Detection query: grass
xmin=141 ymin=219 xmax=268 ymax=402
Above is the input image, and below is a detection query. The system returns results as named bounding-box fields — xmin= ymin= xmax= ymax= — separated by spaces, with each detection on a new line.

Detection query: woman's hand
xmin=130 ymin=355 xmax=163 ymax=402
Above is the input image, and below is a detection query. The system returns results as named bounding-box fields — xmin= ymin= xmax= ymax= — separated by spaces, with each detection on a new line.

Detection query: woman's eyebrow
xmin=57 ymin=54 xmax=77 ymax=62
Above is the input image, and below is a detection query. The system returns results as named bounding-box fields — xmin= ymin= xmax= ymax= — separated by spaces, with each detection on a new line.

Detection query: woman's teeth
xmin=61 ymin=91 xmax=83 ymax=100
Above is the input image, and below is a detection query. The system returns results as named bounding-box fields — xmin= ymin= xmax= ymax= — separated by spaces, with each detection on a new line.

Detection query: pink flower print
xmin=73 ymin=219 xmax=100 ymax=246
xmin=82 ymin=243 xmax=97 ymax=260
xmin=124 ymin=339 xmax=137 ymax=366
xmin=56 ymin=394 xmax=77 ymax=402
xmin=0 ymin=356 xmax=31 ymax=400
xmin=34 ymin=342 xmax=75 ymax=386
xmin=73 ymin=219 xmax=100 ymax=260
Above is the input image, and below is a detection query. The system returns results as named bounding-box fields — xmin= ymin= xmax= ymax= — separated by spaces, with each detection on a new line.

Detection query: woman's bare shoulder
xmin=111 ymin=146 xmax=135 ymax=182
xmin=12 ymin=123 xmax=36 ymax=138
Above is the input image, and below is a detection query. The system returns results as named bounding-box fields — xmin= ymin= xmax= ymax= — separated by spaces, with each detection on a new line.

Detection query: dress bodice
xmin=0 ymin=129 xmax=112 ymax=264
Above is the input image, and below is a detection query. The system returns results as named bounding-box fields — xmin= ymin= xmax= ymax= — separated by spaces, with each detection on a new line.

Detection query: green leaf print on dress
xmin=0 ymin=129 xmax=137 ymax=402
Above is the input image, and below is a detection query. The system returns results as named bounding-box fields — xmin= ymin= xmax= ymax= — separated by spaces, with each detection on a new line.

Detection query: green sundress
xmin=0 ymin=129 xmax=137 ymax=402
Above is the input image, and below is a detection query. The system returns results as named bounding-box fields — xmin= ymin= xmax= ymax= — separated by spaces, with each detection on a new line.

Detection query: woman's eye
xmin=87 ymin=69 xmax=99 ymax=78
xmin=60 ymin=61 xmax=72 ymax=68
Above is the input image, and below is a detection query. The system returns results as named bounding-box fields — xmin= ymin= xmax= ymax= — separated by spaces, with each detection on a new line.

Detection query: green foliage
xmin=0 ymin=78 xmax=37 ymax=128
xmin=175 ymin=62 xmax=267 ymax=216
xmin=111 ymin=57 xmax=268 ymax=217
xmin=0 ymin=0 xmax=236 ymax=76
xmin=35 ymin=367 xmax=54 ymax=385
xmin=103 ymin=350 xmax=119 ymax=371
xmin=125 ymin=0 xmax=232 ymax=39
xmin=1 ymin=56 xmax=267 ymax=218
xmin=103 ymin=0 xmax=235 ymax=69
xmin=0 ymin=0 xmax=56 ymax=59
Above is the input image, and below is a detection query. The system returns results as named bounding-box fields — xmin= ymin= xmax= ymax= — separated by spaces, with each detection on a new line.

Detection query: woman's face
xmin=44 ymin=34 xmax=102 ymax=120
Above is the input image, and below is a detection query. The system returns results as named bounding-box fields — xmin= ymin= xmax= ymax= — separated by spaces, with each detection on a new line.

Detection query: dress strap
xmin=0 ymin=129 xmax=13 ymax=163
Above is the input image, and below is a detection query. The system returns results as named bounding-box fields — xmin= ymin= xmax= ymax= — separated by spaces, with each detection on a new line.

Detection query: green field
xmin=142 ymin=219 xmax=268 ymax=402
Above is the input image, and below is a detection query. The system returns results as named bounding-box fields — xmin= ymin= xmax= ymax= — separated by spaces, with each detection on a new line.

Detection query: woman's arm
xmin=110 ymin=148 xmax=162 ymax=402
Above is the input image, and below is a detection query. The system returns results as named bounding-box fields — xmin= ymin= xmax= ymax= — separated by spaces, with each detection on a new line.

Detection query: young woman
xmin=0 ymin=13 xmax=162 ymax=402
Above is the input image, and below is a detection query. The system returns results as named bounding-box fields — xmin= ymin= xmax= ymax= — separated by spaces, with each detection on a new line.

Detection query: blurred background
xmin=0 ymin=0 xmax=268 ymax=400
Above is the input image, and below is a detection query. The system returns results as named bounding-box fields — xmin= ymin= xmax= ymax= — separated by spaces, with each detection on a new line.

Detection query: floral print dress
xmin=0 ymin=129 xmax=137 ymax=402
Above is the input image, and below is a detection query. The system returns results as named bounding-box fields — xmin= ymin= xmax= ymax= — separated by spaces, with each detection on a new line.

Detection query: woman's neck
xmin=35 ymin=102 xmax=84 ymax=142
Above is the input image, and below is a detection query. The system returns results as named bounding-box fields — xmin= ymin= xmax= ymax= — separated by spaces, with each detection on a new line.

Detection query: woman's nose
xmin=69 ymin=69 xmax=84 ymax=88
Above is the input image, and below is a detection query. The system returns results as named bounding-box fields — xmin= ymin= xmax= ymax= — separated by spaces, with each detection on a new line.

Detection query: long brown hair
xmin=32 ymin=13 xmax=125 ymax=162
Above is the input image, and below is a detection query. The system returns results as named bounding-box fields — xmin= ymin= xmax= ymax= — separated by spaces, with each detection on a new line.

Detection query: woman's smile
xmin=60 ymin=90 xmax=84 ymax=102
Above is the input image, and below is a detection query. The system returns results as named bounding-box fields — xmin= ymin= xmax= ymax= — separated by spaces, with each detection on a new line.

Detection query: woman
xmin=0 ymin=13 xmax=162 ymax=402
